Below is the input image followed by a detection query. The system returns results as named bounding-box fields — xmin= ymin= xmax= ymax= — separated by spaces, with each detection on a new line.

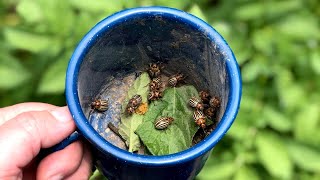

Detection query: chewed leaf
xmin=136 ymin=85 xmax=199 ymax=155
xmin=121 ymin=72 xmax=150 ymax=112
xmin=118 ymin=114 xmax=144 ymax=152
xmin=118 ymin=72 xmax=150 ymax=152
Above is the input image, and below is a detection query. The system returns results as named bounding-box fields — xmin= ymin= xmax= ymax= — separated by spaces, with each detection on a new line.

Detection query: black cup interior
xmin=77 ymin=14 xmax=229 ymax=148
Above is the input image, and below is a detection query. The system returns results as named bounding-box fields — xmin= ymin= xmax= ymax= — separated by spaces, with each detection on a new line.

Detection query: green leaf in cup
xmin=136 ymin=85 xmax=199 ymax=155
xmin=118 ymin=72 xmax=150 ymax=152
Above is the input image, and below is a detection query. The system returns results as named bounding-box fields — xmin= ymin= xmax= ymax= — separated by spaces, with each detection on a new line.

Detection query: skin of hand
xmin=0 ymin=103 xmax=92 ymax=180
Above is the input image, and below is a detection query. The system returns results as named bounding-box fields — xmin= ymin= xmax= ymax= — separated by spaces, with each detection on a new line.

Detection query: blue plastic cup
xmin=65 ymin=7 xmax=241 ymax=180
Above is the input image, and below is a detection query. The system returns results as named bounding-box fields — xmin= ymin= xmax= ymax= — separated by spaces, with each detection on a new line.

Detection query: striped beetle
xmin=168 ymin=73 xmax=184 ymax=87
xmin=199 ymin=90 xmax=211 ymax=104
xmin=148 ymin=63 xmax=162 ymax=78
xmin=209 ymin=96 xmax=220 ymax=108
xmin=193 ymin=110 xmax=206 ymax=129
xmin=154 ymin=116 xmax=174 ymax=130
xmin=129 ymin=94 xmax=142 ymax=107
xmin=149 ymin=77 xmax=162 ymax=91
xmin=91 ymin=99 xmax=109 ymax=112
xmin=204 ymin=107 xmax=215 ymax=119
xmin=148 ymin=90 xmax=163 ymax=101
xmin=189 ymin=97 xmax=205 ymax=110
xmin=126 ymin=94 xmax=142 ymax=114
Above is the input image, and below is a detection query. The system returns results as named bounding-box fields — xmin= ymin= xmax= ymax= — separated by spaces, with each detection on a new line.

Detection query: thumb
xmin=0 ymin=106 xmax=75 ymax=175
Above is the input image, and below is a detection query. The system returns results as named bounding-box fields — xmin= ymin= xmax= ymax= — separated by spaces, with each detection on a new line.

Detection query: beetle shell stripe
xmin=148 ymin=91 xmax=162 ymax=101
xmin=168 ymin=77 xmax=178 ymax=87
xmin=91 ymin=99 xmax=108 ymax=112
xmin=149 ymin=77 xmax=162 ymax=90
xmin=154 ymin=117 xmax=174 ymax=130
xmin=193 ymin=110 xmax=205 ymax=121
xmin=193 ymin=110 xmax=206 ymax=128
xmin=132 ymin=94 xmax=142 ymax=103
xmin=189 ymin=97 xmax=201 ymax=108
xmin=152 ymin=77 xmax=161 ymax=84
xmin=126 ymin=106 xmax=135 ymax=114
xmin=97 ymin=100 xmax=109 ymax=111
xmin=129 ymin=94 xmax=142 ymax=107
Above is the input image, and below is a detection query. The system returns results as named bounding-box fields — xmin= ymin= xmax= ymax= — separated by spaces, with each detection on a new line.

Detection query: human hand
xmin=0 ymin=103 xmax=92 ymax=179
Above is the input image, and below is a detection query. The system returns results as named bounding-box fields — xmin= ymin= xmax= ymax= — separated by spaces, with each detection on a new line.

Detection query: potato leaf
xmin=286 ymin=141 xmax=320 ymax=172
xmin=188 ymin=4 xmax=208 ymax=22
xmin=311 ymin=50 xmax=320 ymax=75
xmin=154 ymin=0 xmax=191 ymax=10
xmin=37 ymin=51 xmax=71 ymax=94
xmin=233 ymin=2 xmax=264 ymax=21
xmin=69 ymin=0 xmax=122 ymax=13
xmin=16 ymin=0 xmax=43 ymax=23
xmin=234 ymin=166 xmax=260 ymax=180
xmin=89 ymin=169 xmax=108 ymax=180
xmin=118 ymin=72 xmax=150 ymax=152
xmin=294 ymin=103 xmax=320 ymax=147
xmin=255 ymin=131 xmax=293 ymax=179
xmin=3 ymin=28 xmax=53 ymax=53
xmin=136 ymin=86 xmax=199 ymax=155
xmin=0 ymin=53 xmax=30 ymax=89
xmin=275 ymin=14 xmax=320 ymax=40
xmin=197 ymin=161 xmax=236 ymax=180
xmin=262 ymin=105 xmax=292 ymax=132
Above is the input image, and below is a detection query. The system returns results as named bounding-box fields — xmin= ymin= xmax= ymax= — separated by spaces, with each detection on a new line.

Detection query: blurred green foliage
xmin=0 ymin=0 xmax=319 ymax=179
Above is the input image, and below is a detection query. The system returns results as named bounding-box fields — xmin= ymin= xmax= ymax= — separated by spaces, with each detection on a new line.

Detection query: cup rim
xmin=66 ymin=6 xmax=241 ymax=166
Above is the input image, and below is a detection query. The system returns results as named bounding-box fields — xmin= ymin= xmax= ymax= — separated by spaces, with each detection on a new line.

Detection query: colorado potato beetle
xmin=189 ymin=97 xmax=205 ymax=110
xmin=148 ymin=63 xmax=162 ymax=78
xmin=154 ymin=116 xmax=174 ymax=130
xmin=168 ymin=73 xmax=184 ymax=87
xmin=204 ymin=107 xmax=215 ymax=119
xmin=126 ymin=94 xmax=142 ymax=114
xmin=209 ymin=96 xmax=220 ymax=108
xmin=149 ymin=77 xmax=162 ymax=91
xmin=129 ymin=94 xmax=142 ymax=107
xmin=193 ymin=110 xmax=206 ymax=129
xmin=91 ymin=99 xmax=109 ymax=112
xmin=199 ymin=90 xmax=211 ymax=104
xmin=148 ymin=90 xmax=163 ymax=101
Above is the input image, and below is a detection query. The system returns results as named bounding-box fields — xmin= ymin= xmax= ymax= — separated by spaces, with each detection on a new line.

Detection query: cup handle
xmin=39 ymin=131 xmax=80 ymax=158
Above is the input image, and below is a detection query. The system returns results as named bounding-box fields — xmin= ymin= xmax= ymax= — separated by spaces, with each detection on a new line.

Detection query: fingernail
xmin=50 ymin=107 xmax=72 ymax=123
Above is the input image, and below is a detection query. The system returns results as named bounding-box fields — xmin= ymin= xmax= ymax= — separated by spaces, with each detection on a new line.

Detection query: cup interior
xmin=67 ymin=7 xmax=240 ymax=165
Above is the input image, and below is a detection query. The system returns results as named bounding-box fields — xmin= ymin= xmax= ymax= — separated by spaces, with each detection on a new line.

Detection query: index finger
xmin=0 ymin=102 xmax=57 ymax=125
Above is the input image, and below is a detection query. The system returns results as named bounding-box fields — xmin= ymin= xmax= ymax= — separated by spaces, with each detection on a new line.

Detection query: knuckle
xmin=15 ymin=111 xmax=43 ymax=153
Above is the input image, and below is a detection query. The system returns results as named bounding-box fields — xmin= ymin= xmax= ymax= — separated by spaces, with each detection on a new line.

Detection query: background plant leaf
xmin=310 ymin=50 xmax=320 ymax=75
xmin=37 ymin=51 xmax=72 ymax=94
xmin=197 ymin=161 xmax=236 ymax=180
xmin=234 ymin=166 xmax=260 ymax=180
xmin=16 ymin=0 xmax=43 ymax=23
xmin=1 ymin=0 xmax=319 ymax=179
xmin=136 ymin=85 xmax=199 ymax=155
xmin=255 ymin=131 xmax=293 ymax=179
xmin=262 ymin=105 xmax=292 ymax=132
xmin=118 ymin=72 xmax=150 ymax=152
xmin=286 ymin=140 xmax=320 ymax=172
xmin=3 ymin=28 xmax=54 ymax=53
xmin=188 ymin=4 xmax=207 ymax=22
xmin=0 ymin=53 xmax=30 ymax=89
xmin=69 ymin=0 xmax=122 ymax=13
xmin=294 ymin=103 xmax=320 ymax=147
